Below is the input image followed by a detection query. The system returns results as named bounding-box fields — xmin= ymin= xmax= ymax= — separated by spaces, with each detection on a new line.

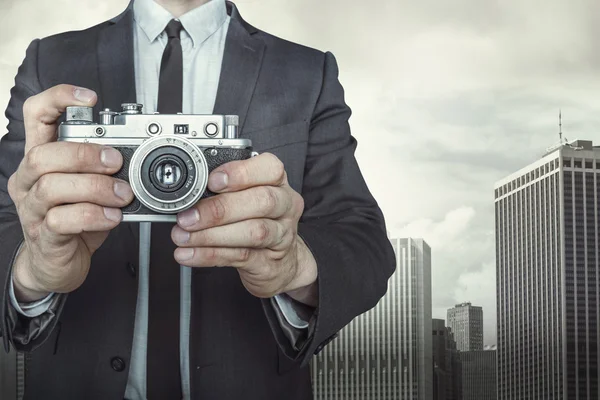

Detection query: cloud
xmin=397 ymin=207 xmax=476 ymax=250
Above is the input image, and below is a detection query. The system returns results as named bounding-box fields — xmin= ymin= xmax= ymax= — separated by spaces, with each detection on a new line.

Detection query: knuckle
xmin=193 ymin=229 xmax=208 ymax=245
xmin=44 ymin=209 xmax=62 ymax=233
xmin=275 ymin=224 xmax=290 ymax=248
xmin=223 ymin=161 xmax=250 ymax=185
xmin=81 ymin=206 xmax=94 ymax=227
xmin=230 ymin=162 xmax=250 ymax=185
xmin=206 ymin=197 xmax=226 ymax=224
xmin=33 ymin=174 xmax=52 ymax=202
xmin=38 ymin=105 xmax=56 ymax=125
xmin=292 ymin=194 xmax=305 ymax=218
xmin=238 ymin=248 xmax=251 ymax=262
xmin=251 ymin=221 xmax=270 ymax=246
xmin=270 ymin=156 xmax=285 ymax=181
xmin=260 ymin=187 xmax=278 ymax=214
xmin=89 ymin=175 xmax=107 ymax=195
xmin=25 ymin=145 xmax=43 ymax=174
xmin=269 ymin=249 xmax=287 ymax=262
xmin=22 ymin=96 xmax=38 ymax=119
xmin=75 ymin=142 xmax=92 ymax=166
xmin=205 ymin=248 xmax=218 ymax=263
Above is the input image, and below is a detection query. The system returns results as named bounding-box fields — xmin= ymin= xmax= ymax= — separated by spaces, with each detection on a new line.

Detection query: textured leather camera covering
xmin=202 ymin=147 xmax=253 ymax=198
xmin=113 ymin=146 xmax=253 ymax=214
xmin=113 ymin=147 xmax=142 ymax=214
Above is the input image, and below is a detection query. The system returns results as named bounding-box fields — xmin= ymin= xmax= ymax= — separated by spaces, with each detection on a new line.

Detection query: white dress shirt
xmin=10 ymin=1 xmax=308 ymax=399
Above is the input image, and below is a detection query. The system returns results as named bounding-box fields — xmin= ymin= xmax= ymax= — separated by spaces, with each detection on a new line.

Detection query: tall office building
xmin=432 ymin=319 xmax=462 ymax=400
xmin=446 ymin=302 xmax=484 ymax=352
xmin=311 ymin=238 xmax=433 ymax=399
xmin=495 ymin=140 xmax=600 ymax=399
xmin=460 ymin=349 xmax=497 ymax=400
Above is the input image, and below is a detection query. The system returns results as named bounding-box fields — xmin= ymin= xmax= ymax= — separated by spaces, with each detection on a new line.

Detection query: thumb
xmin=23 ymin=84 xmax=97 ymax=154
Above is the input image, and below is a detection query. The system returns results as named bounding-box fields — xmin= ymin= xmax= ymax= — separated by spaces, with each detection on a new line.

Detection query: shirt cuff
xmin=8 ymin=243 xmax=56 ymax=318
xmin=272 ymin=293 xmax=310 ymax=329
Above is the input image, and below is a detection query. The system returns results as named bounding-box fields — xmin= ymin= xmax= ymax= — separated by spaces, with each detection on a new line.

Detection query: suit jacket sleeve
xmin=0 ymin=39 xmax=66 ymax=353
xmin=262 ymin=51 xmax=396 ymax=367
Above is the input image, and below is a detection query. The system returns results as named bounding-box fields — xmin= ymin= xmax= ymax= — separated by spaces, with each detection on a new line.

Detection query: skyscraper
xmin=460 ymin=349 xmax=497 ymax=400
xmin=432 ymin=319 xmax=462 ymax=400
xmin=311 ymin=238 xmax=433 ymax=399
xmin=495 ymin=140 xmax=600 ymax=399
xmin=446 ymin=302 xmax=484 ymax=352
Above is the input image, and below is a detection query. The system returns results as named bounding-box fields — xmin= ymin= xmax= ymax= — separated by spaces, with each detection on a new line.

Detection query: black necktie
xmin=147 ymin=19 xmax=184 ymax=400
xmin=157 ymin=19 xmax=184 ymax=114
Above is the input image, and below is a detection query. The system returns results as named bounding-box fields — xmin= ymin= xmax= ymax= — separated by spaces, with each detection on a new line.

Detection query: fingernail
xmin=114 ymin=181 xmax=133 ymax=201
xmin=173 ymin=228 xmax=190 ymax=244
xmin=73 ymin=87 xmax=96 ymax=103
xmin=101 ymin=147 xmax=122 ymax=168
xmin=208 ymin=171 xmax=228 ymax=192
xmin=175 ymin=248 xmax=194 ymax=262
xmin=103 ymin=207 xmax=122 ymax=222
xmin=178 ymin=208 xmax=200 ymax=228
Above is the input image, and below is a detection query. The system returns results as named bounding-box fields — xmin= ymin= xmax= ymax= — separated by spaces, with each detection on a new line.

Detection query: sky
xmin=2 ymin=0 xmax=600 ymax=345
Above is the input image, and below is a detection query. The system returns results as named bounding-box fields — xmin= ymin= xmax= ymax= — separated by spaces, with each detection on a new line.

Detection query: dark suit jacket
xmin=0 ymin=2 xmax=395 ymax=399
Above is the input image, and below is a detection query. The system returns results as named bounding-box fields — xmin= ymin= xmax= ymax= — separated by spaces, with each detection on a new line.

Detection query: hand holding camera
xmin=8 ymin=85 xmax=135 ymax=302
xmin=171 ymin=153 xmax=319 ymax=306
xmin=9 ymin=84 xmax=318 ymax=306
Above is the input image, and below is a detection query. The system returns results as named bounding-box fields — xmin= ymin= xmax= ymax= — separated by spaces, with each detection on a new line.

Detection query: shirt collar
xmin=133 ymin=0 xmax=227 ymax=48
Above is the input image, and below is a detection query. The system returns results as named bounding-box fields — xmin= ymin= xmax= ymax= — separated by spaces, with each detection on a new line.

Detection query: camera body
xmin=58 ymin=103 xmax=254 ymax=223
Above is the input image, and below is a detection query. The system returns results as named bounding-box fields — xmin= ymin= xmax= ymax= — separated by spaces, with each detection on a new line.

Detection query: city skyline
xmin=310 ymin=235 xmax=498 ymax=399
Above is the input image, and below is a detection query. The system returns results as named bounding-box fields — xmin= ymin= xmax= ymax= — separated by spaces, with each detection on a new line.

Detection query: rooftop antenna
xmin=559 ymin=109 xmax=563 ymax=143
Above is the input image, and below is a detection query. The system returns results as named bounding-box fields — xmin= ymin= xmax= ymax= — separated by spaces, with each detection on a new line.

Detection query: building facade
xmin=446 ymin=302 xmax=484 ymax=352
xmin=311 ymin=238 xmax=433 ymax=399
xmin=495 ymin=140 xmax=600 ymax=399
xmin=460 ymin=349 xmax=497 ymax=400
xmin=432 ymin=319 xmax=462 ymax=400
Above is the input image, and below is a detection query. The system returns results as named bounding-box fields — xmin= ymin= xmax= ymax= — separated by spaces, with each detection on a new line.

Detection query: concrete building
xmin=495 ymin=139 xmax=600 ymax=399
xmin=446 ymin=302 xmax=483 ymax=352
xmin=311 ymin=238 xmax=433 ymax=400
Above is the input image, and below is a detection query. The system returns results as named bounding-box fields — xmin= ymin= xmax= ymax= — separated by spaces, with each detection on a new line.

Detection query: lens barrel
xmin=128 ymin=136 xmax=208 ymax=214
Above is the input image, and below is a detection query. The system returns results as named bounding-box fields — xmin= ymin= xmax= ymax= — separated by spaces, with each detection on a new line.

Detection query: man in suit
xmin=0 ymin=0 xmax=396 ymax=399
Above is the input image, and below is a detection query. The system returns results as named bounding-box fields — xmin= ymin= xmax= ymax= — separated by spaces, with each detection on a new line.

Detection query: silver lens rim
xmin=128 ymin=136 xmax=208 ymax=214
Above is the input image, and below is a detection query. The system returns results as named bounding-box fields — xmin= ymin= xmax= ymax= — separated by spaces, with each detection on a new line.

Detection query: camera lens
xmin=149 ymin=154 xmax=187 ymax=193
xmin=128 ymin=136 xmax=209 ymax=214
xmin=141 ymin=146 xmax=196 ymax=202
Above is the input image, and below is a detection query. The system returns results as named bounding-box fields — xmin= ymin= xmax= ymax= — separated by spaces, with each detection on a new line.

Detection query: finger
xmin=38 ymin=203 xmax=121 ymax=244
xmin=23 ymin=85 xmax=97 ymax=153
xmin=173 ymin=246 xmax=262 ymax=268
xmin=176 ymin=186 xmax=293 ymax=231
xmin=22 ymin=173 xmax=133 ymax=224
xmin=207 ymin=153 xmax=287 ymax=193
xmin=171 ymin=219 xmax=291 ymax=250
xmin=15 ymin=142 xmax=123 ymax=192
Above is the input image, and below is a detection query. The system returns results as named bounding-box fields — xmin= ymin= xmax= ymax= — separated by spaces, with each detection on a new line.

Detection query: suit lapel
xmin=212 ymin=3 xmax=266 ymax=136
xmin=97 ymin=7 xmax=137 ymax=112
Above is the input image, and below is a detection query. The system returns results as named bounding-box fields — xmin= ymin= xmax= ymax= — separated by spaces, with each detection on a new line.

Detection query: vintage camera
xmin=58 ymin=103 xmax=254 ymax=222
